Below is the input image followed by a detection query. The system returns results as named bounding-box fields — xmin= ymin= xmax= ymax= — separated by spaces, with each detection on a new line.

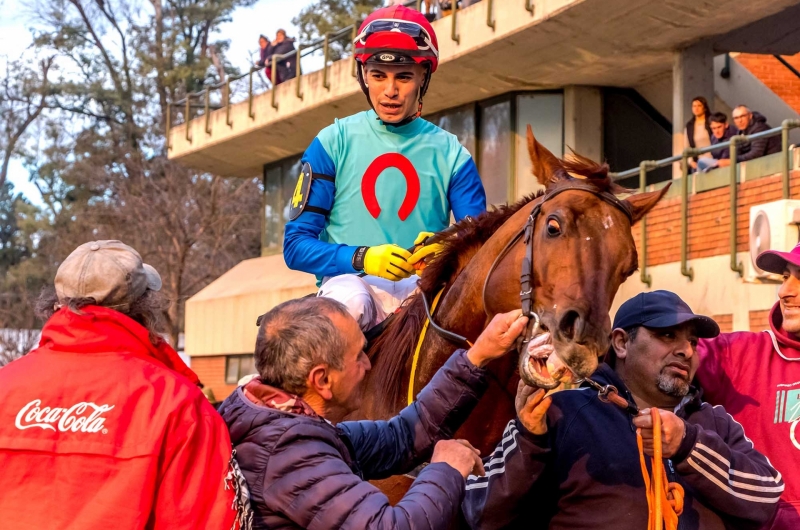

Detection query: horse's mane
xmin=366 ymin=152 xmax=622 ymax=411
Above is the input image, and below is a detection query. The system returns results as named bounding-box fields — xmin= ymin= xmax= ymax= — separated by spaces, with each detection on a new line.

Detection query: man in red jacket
xmin=0 ymin=240 xmax=248 ymax=529
xmin=697 ymin=243 xmax=800 ymax=529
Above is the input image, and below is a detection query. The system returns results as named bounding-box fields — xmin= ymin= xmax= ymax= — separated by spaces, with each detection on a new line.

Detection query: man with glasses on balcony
xmin=731 ymin=105 xmax=781 ymax=162
xmin=283 ymin=5 xmax=486 ymax=332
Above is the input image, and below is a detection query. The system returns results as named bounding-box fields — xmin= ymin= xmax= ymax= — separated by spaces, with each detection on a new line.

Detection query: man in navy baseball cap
xmin=606 ymin=290 xmax=720 ymax=402
xmin=612 ymin=290 xmax=720 ymax=341
xmin=463 ymin=292 xmax=783 ymax=530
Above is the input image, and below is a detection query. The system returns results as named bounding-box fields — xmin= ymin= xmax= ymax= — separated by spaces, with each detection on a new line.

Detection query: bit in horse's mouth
xmin=519 ymin=323 xmax=584 ymax=390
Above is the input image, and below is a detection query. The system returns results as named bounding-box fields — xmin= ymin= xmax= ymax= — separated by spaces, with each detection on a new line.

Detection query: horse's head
xmin=487 ymin=126 xmax=668 ymax=388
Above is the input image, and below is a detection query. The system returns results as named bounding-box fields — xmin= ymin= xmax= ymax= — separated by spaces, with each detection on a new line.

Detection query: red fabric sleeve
xmin=151 ymin=400 xmax=239 ymax=530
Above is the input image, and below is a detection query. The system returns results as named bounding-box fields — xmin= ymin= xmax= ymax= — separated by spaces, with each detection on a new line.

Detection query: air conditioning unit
xmin=747 ymin=200 xmax=800 ymax=282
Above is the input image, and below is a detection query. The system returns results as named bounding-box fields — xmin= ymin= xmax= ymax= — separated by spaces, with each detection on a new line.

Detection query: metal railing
xmin=167 ymin=0 xmax=427 ymax=147
xmin=774 ymin=55 xmax=800 ymax=80
xmin=167 ymin=0 xmax=538 ymax=148
xmin=167 ymin=24 xmax=358 ymax=148
xmin=612 ymin=119 xmax=800 ymax=287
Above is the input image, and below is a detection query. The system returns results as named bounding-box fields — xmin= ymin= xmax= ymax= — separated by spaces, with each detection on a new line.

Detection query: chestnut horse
xmin=351 ymin=129 xmax=667 ymax=500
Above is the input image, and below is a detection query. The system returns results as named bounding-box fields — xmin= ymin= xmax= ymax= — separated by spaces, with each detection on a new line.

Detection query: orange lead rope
xmin=636 ymin=408 xmax=685 ymax=530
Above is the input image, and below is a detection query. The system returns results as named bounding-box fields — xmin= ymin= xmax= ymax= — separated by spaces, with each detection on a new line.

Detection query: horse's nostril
xmin=558 ymin=310 xmax=581 ymax=341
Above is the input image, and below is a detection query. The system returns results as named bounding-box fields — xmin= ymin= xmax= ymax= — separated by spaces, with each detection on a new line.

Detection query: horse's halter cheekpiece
xmin=481 ymin=179 xmax=634 ymax=387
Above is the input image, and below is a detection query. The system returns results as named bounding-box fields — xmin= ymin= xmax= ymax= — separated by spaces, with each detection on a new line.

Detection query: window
xmin=428 ymin=103 xmax=477 ymax=157
xmin=515 ymin=93 xmax=564 ymax=199
xmin=262 ymin=155 xmax=302 ymax=255
xmin=225 ymin=355 xmax=257 ymax=385
xmin=479 ymin=99 xmax=512 ymax=205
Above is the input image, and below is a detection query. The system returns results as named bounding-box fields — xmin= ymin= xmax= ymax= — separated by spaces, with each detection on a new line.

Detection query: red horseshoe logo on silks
xmin=361 ymin=153 xmax=421 ymax=221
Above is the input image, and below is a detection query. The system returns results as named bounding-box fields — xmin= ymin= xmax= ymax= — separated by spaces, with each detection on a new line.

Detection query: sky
xmin=0 ymin=0 xmax=317 ymax=205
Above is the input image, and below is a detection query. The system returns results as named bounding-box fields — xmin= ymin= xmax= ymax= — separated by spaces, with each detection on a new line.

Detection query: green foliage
xmin=293 ymin=0 xmax=384 ymax=61
xmin=1 ymin=0 xmax=263 ymax=348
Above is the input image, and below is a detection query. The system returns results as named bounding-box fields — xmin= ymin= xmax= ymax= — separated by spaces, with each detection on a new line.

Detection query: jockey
xmin=283 ymin=4 xmax=486 ymax=331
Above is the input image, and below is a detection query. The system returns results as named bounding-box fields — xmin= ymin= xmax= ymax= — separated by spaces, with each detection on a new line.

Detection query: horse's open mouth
xmin=519 ymin=331 xmax=583 ymax=390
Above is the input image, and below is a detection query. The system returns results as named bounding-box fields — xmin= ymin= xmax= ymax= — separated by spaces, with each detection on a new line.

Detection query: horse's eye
xmin=546 ymin=218 xmax=561 ymax=237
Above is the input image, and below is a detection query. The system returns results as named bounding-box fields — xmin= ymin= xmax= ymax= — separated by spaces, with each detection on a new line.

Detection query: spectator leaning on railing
xmin=697 ymin=112 xmax=735 ymax=172
xmin=269 ymin=29 xmax=297 ymax=84
xmin=732 ymin=105 xmax=782 ymax=162
xmin=256 ymin=34 xmax=273 ymax=81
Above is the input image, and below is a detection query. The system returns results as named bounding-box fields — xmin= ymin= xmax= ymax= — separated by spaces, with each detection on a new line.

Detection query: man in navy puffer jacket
xmin=219 ymin=296 xmax=528 ymax=529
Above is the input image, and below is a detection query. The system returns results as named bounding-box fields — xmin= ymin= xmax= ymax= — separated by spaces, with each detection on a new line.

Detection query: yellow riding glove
xmin=413 ymin=231 xmax=436 ymax=246
xmin=363 ymin=244 xmax=414 ymax=281
xmin=408 ymin=231 xmax=444 ymax=273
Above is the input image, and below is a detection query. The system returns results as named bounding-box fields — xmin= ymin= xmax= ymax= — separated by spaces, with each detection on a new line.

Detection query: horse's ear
xmin=624 ymin=183 xmax=670 ymax=224
xmin=527 ymin=124 xmax=568 ymax=188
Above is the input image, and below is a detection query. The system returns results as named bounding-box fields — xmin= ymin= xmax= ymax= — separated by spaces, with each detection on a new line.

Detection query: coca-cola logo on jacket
xmin=15 ymin=399 xmax=114 ymax=434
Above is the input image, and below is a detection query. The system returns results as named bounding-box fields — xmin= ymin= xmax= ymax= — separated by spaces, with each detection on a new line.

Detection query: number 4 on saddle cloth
xmin=289 ymin=163 xmax=335 ymax=220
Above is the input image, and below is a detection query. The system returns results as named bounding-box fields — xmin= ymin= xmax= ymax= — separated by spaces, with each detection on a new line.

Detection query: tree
xmin=293 ymin=0 xmax=384 ymax=61
xmin=0 ymin=181 xmax=49 ymax=364
xmin=2 ymin=0 xmax=263 ymax=348
xmin=0 ymin=57 xmax=54 ymax=188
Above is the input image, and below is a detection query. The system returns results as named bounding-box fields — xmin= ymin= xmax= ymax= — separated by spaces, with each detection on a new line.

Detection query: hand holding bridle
xmin=467 ymin=310 xmax=529 ymax=368
xmin=633 ymin=408 xmax=686 ymax=459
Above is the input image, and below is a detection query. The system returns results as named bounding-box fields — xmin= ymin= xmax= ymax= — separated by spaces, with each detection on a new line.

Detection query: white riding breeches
xmin=318 ymin=274 xmax=420 ymax=331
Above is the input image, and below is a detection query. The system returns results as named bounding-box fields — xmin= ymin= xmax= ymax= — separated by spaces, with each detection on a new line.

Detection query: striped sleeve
xmin=462 ymin=420 xmax=551 ymax=530
xmin=674 ymin=404 xmax=784 ymax=527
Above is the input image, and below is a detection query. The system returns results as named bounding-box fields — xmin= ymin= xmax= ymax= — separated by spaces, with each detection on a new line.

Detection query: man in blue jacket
xmin=464 ymin=291 xmax=783 ymax=530
xmin=219 ymin=296 xmax=528 ymax=529
xmin=283 ymin=5 xmax=485 ymax=331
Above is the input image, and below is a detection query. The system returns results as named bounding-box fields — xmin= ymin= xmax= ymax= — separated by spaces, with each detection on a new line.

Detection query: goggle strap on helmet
xmin=360 ymin=48 xmax=437 ymax=58
xmin=354 ymin=18 xmax=439 ymax=59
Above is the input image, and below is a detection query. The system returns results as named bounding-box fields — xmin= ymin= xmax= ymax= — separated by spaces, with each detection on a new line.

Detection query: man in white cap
xmin=0 ymin=241 xmax=249 ymax=529
xmin=697 ymin=243 xmax=800 ymax=529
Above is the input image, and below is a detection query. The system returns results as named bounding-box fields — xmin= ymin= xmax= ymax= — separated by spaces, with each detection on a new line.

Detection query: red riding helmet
xmin=353 ymin=5 xmax=439 ymax=119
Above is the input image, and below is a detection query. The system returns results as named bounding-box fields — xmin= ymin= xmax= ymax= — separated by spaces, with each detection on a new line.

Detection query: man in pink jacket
xmin=697 ymin=243 xmax=800 ymax=529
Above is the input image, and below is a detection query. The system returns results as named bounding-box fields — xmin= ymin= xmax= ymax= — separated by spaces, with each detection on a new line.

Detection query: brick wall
xmin=736 ymin=53 xmax=800 ymax=114
xmin=711 ymin=314 xmax=733 ymax=333
xmin=631 ymin=170 xmax=800 ymax=267
xmin=749 ymin=310 xmax=771 ymax=331
xmin=192 ymin=356 xmax=238 ymax=402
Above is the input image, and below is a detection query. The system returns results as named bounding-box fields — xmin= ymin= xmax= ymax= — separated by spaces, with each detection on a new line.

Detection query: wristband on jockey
xmin=352 ymin=246 xmax=369 ymax=272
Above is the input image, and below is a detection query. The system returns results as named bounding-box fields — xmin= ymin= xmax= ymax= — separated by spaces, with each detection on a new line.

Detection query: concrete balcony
xmin=167 ymin=0 xmax=800 ymax=179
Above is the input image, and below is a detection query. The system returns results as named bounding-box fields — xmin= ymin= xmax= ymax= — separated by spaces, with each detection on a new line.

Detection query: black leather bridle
xmin=423 ymin=179 xmax=634 ymax=387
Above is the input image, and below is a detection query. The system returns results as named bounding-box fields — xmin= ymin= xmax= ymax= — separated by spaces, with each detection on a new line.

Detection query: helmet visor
xmin=355 ymin=19 xmax=439 ymax=58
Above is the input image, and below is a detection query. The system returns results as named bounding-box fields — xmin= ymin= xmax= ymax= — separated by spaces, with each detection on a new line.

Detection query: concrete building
xmin=169 ymin=0 xmax=800 ymax=400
